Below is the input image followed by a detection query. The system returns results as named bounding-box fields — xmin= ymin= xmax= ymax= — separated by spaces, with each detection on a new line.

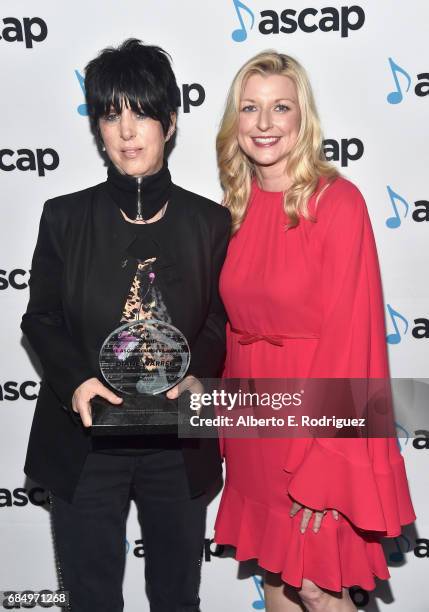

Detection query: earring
xmin=101 ymin=144 xmax=106 ymax=152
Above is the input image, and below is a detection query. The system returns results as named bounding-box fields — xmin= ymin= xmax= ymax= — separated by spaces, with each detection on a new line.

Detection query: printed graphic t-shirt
xmin=92 ymin=219 xmax=181 ymax=454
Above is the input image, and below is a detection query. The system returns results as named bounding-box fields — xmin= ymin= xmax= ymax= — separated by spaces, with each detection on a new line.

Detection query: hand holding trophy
xmin=91 ymin=260 xmax=191 ymax=434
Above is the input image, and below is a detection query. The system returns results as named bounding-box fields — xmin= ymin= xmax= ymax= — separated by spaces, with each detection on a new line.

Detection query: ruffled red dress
xmin=214 ymin=177 xmax=415 ymax=592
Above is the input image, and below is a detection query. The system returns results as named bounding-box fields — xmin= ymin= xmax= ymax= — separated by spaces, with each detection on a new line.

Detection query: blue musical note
xmin=395 ymin=422 xmax=410 ymax=453
xmin=386 ymin=304 xmax=408 ymax=345
xmin=75 ymin=69 xmax=88 ymax=116
xmin=252 ymin=576 xmax=265 ymax=610
xmin=386 ymin=185 xmax=409 ymax=229
xmin=389 ymin=534 xmax=411 ymax=563
xmin=231 ymin=0 xmax=255 ymax=42
xmin=387 ymin=58 xmax=411 ymax=105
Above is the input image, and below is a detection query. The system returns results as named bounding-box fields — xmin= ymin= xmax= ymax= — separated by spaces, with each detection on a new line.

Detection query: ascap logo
xmin=386 ymin=57 xmax=429 ymax=104
xmin=396 ymin=423 xmax=410 ymax=453
xmin=180 ymin=83 xmax=206 ymax=113
xmin=386 ymin=305 xmax=429 ymax=344
xmin=413 ymin=430 xmax=429 ymax=450
xmin=385 ymin=185 xmax=429 ymax=228
xmin=230 ymin=2 xmax=365 ymax=42
xmin=0 ymin=149 xmax=59 ymax=176
xmin=0 ymin=381 xmax=39 ymax=401
xmin=75 ymin=70 xmax=205 ymax=116
xmin=322 ymin=138 xmax=364 ymax=167
xmin=388 ymin=532 xmax=429 ymax=560
xmin=0 ymin=17 xmax=48 ymax=48
xmin=414 ymin=538 xmax=429 ymax=558
xmin=0 ymin=269 xmax=30 ymax=290
xmin=0 ymin=487 xmax=48 ymax=508
xmin=125 ymin=537 xmax=225 ymax=561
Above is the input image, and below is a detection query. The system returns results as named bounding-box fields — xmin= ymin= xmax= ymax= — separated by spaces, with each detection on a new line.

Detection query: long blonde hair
xmin=217 ymin=51 xmax=338 ymax=233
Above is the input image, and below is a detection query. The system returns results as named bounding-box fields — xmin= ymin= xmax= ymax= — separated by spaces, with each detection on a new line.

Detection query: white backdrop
xmin=1 ymin=1 xmax=428 ymax=610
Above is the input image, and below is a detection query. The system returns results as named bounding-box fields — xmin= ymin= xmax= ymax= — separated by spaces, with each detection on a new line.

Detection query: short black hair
xmin=84 ymin=38 xmax=180 ymax=138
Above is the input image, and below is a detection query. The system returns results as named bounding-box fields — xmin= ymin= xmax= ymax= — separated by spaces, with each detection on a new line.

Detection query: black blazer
xmin=22 ymin=180 xmax=231 ymax=502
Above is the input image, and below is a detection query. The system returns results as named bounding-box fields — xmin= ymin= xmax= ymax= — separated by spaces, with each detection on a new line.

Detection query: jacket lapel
xmin=75 ymin=183 xmax=202 ymax=372
xmin=79 ymin=185 xmax=139 ymax=363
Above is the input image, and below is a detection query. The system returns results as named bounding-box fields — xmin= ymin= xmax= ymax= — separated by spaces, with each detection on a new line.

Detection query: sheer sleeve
xmin=285 ymin=180 xmax=415 ymax=536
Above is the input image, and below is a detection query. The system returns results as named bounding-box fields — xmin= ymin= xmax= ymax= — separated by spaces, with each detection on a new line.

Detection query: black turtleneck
xmin=106 ymin=160 xmax=172 ymax=221
xmin=94 ymin=161 xmax=177 ymax=455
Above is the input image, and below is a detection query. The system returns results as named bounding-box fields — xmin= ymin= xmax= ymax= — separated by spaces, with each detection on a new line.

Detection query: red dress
xmin=214 ymin=178 xmax=415 ymax=591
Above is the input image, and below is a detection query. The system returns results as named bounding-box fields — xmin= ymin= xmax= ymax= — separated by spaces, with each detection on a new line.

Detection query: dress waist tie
xmin=230 ymin=327 xmax=320 ymax=347
xmin=231 ymin=327 xmax=286 ymax=347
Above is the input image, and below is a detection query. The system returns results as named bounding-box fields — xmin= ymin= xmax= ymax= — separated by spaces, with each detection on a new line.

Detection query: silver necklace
xmin=137 ymin=201 xmax=168 ymax=224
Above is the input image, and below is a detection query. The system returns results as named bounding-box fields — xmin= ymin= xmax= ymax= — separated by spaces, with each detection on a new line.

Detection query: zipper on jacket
xmin=135 ymin=176 xmax=143 ymax=221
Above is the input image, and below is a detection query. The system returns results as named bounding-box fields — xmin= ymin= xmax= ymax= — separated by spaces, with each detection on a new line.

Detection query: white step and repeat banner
xmin=1 ymin=1 xmax=428 ymax=610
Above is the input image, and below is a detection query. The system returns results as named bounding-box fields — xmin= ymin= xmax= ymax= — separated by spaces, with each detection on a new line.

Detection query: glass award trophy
xmin=91 ymin=260 xmax=190 ymax=434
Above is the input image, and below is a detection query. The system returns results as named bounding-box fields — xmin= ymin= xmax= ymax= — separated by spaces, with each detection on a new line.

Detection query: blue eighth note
xmin=395 ymin=422 xmax=410 ymax=453
xmin=387 ymin=58 xmax=411 ymax=105
xmin=75 ymin=69 xmax=88 ymax=116
xmin=231 ymin=0 xmax=255 ymax=42
xmin=386 ymin=185 xmax=409 ymax=229
xmin=386 ymin=304 xmax=408 ymax=345
xmin=389 ymin=534 xmax=411 ymax=563
xmin=252 ymin=576 xmax=265 ymax=610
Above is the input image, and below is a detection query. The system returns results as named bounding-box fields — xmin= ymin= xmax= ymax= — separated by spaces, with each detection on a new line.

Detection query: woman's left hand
xmin=289 ymin=501 xmax=339 ymax=534
xmin=166 ymin=375 xmax=204 ymax=400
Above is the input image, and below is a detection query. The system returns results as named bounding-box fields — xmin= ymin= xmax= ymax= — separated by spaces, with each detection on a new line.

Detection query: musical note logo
xmin=386 ymin=185 xmax=409 ymax=229
xmin=389 ymin=534 xmax=411 ymax=563
xmin=386 ymin=304 xmax=408 ymax=345
xmin=252 ymin=576 xmax=265 ymax=609
xmin=231 ymin=0 xmax=255 ymax=42
xmin=75 ymin=69 xmax=88 ymax=116
xmin=387 ymin=57 xmax=412 ymax=105
xmin=395 ymin=422 xmax=410 ymax=453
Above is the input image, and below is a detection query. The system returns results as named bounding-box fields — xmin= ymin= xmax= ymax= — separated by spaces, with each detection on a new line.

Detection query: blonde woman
xmin=214 ymin=52 xmax=415 ymax=611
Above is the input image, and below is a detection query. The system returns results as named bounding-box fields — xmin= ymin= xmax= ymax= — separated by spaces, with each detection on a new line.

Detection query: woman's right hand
xmin=71 ymin=377 xmax=123 ymax=427
xmin=290 ymin=500 xmax=339 ymax=534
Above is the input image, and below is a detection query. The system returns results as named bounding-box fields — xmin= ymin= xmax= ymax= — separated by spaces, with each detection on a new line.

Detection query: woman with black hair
xmin=22 ymin=39 xmax=230 ymax=612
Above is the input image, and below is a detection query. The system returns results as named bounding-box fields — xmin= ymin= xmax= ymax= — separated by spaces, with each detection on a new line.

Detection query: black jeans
xmin=50 ymin=450 xmax=207 ymax=612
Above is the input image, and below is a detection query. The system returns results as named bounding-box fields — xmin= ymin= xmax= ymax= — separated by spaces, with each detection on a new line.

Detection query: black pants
xmin=50 ymin=450 xmax=207 ymax=612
